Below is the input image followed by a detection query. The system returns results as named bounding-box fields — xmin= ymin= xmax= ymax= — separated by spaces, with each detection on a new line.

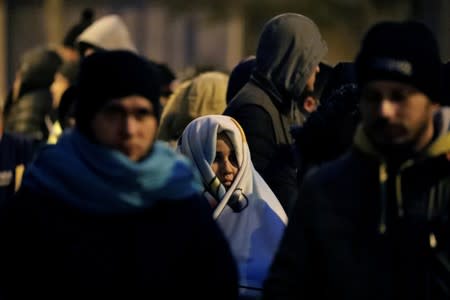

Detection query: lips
xmin=223 ymin=180 xmax=233 ymax=187
xmin=222 ymin=176 xmax=234 ymax=187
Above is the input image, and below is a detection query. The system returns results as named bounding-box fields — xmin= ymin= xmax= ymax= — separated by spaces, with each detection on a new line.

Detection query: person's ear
xmin=303 ymin=96 xmax=319 ymax=113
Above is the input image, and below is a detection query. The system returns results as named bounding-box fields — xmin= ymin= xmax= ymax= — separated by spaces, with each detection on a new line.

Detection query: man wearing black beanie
xmin=264 ymin=21 xmax=450 ymax=300
xmin=0 ymin=50 xmax=238 ymax=299
xmin=74 ymin=50 xmax=162 ymax=160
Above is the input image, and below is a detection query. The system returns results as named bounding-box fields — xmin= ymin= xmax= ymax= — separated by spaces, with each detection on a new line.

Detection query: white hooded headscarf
xmin=178 ymin=115 xmax=287 ymax=296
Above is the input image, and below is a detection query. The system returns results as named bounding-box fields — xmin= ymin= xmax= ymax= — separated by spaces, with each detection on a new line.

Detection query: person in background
xmin=155 ymin=62 xmax=179 ymax=108
xmin=263 ymin=20 xmax=450 ymax=300
xmin=47 ymin=60 xmax=80 ymax=144
xmin=224 ymin=13 xmax=327 ymax=213
xmin=319 ymin=61 xmax=357 ymax=106
xmin=299 ymin=61 xmax=333 ymax=115
xmin=57 ymin=8 xmax=95 ymax=62
xmin=226 ymin=56 xmax=256 ymax=104
xmin=157 ymin=71 xmax=229 ymax=147
xmin=3 ymin=46 xmax=62 ymax=143
xmin=311 ymin=62 xmax=333 ymax=103
xmin=76 ymin=14 xmax=137 ymax=57
xmin=290 ymin=62 xmax=359 ymax=185
xmin=178 ymin=114 xmax=287 ymax=299
xmin=0 ymin=50 xmax=238 ymax=300
xmin=50 ymin=60 xmax=79 ymax=110
xmin=56 ymin=85 xmax=78 ymax=131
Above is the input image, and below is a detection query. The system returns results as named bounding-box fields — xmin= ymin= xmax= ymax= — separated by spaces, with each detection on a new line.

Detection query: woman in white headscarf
xmin=178 ymin=114 xmax=287 ymax=299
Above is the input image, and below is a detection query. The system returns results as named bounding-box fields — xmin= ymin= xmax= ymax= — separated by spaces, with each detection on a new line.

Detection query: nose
xmin=123 ymin=115 xmax=138 ymax=136
xmin=379 ymin=98 xmax=398 ymax=120
xmin=222 ymin=159 xmax=235 ymax=174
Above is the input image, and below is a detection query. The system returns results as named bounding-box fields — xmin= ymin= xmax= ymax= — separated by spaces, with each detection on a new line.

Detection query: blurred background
xmin=0 ymin=0 xmax=449 ymax=99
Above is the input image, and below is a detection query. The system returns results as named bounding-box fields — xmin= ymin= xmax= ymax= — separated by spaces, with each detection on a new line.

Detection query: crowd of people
xmin=0 ymin=8 xmax=448 ymax=300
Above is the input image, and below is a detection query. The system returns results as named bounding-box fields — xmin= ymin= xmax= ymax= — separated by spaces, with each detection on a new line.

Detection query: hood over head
xmin=157 ymin=71 xmax=228 ymax=142
xmin=254 ymin=13 xmax=327 ymax=104
xmin=18 ymin=46 xmax=63 ymax=97
xmin=76 ymin=14 xmax=137 ymax=53
xmin=177 ymin=114 xmax=287 ymax=292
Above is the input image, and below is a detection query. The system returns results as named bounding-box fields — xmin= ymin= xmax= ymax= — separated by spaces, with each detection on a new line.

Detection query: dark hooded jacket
xmin=0 ymin=132 xmax=34 ymax=207
xmin=291 ymin=83 xmax=360 ymax=185
xmin=224 ymin=13 xmax=327 ymax=213
xmin=4 ymin=47 xmax=62 ymax=141
xmin=263 ymin=108 xmax=450 ymax=300
xmin=0 ymin=130 xmax=238 ymax=300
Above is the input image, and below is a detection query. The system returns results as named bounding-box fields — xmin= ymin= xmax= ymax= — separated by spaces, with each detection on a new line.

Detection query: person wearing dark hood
xmin=3 ymin=46 xmax=63 ymax=143
xmin=57 ymin=8 xmax=95 ymax=62
xmin=0 ymin=50 xmax=238 ymax=300
xmin=226 ymin=56 xmax=256 ymax=104
xmin=224 ymin=13 xmax=327 ymax=213
xmin=76 ymin=14 xmax=137 ymax=57
xmin=263 ymin=21 xmax=450 ymax=300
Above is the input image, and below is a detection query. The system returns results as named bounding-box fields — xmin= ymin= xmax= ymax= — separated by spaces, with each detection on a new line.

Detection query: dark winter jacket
xmin=0 ymin=130 xmax=239 ymax=300
xmin=224 ymin=13 xmax=327 ymax=213
xmin=291 ymin=83 xmax=360 ymax=185
xmin=4 ymin=47 xmax=62 ymax=141
xmin=4 ymin=89 xmax=53 ymax=141
xmin=263 ymin=108 xmax=450 ymax=300
xmin=0 ymin=132 xmax=34 ymax=207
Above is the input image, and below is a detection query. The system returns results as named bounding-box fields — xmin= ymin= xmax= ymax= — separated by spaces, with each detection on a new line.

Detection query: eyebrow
xmin=102 ymin=103 xmax=153 ymax=113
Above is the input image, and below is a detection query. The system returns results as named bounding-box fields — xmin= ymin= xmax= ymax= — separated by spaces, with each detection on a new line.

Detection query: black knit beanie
xmin=355 ymin=21 xmax=442 ymax=103
xmin=75 ymin=50 xmax=161 ymax=137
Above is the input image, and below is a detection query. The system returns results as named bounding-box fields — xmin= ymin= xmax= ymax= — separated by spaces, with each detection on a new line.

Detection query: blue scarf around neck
xmin=23 ymin=129 xmax=203 ymax=214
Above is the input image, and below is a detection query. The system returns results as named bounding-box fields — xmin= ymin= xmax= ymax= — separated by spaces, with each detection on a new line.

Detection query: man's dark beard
xmin=368 ymin=118 xmax=431 ymax=163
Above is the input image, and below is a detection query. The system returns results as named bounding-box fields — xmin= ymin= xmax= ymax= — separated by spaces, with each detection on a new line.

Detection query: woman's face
xmin=211 ymin=133 xmax=239 ymax=190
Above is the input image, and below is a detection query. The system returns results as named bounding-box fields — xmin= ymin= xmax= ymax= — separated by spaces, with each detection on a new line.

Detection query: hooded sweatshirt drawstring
xmin=428 ymin=186 xmax=438 ymax=249
xmin=378 ymin=163 xmax=388 ymax=234
xmin=353 ymin=123 xmax=450 ymax=236
xmin=395 ymin=160 xmax=414 ymax=218
xmin=378 ymin=159 xmax=415 ymax=235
